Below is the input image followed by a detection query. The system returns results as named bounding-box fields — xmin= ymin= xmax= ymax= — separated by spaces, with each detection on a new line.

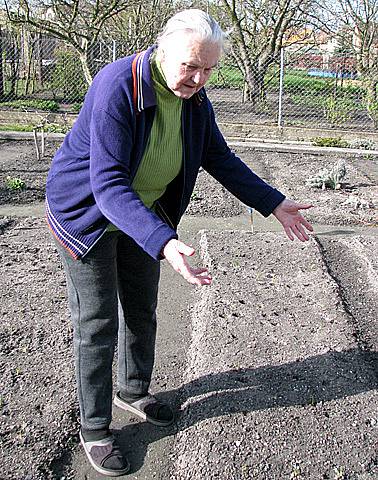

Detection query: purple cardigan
xmin=46 ymin=46 xmax=285 ymax=260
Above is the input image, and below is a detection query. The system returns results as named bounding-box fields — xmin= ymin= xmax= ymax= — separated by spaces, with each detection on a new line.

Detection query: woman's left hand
xmin=273 ymin=199 xmax=314 ymax=242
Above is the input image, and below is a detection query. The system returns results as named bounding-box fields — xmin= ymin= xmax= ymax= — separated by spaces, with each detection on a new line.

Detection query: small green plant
xmin=290 ymin=463 xmax=302 ymax=479
xmin=190 ymin=191 xmax=200 ymax=201
xmin=333 ymin=465 xmax=346 ymax=480
xmin=6 ymin=176 xmax=25 ymax=190
xmin=306 ymin=160 xmax=347 ymax=190
xmin=312 ymin=137 xmax=348 ymax=148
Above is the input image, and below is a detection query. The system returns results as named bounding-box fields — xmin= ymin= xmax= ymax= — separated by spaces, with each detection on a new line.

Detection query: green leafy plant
xmin=312 ymin=137 xmax=348 ymax=148
xmin=5 ymin=176 xmax=25 ymax=190
xmin=306 ymin=160 xmax=347 ymax=190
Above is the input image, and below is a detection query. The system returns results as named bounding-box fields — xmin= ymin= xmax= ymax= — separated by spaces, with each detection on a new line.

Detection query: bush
xmin=51 ymin=48 xmax=88 ymax=102
xmin=323 ymin=96 xmax=354 ymax=125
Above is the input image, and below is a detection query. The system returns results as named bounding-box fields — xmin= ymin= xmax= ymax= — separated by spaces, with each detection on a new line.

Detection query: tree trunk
xmin=365 ymin=79 xmax=378 ymax=104
xmin=36 ymin=33 xmax=43 ymax=87
xmin=10 ymin=38 xmax=19 ymax=99
xmin=0 ymin=28 xmax=4 ymax=99
xmin=243 ymin=62 xmax=268 ymax=110
xmin=24 ymin=44 xmax=34 ymax=96
xmin=79 ymin=53 xmax=93 ymax=85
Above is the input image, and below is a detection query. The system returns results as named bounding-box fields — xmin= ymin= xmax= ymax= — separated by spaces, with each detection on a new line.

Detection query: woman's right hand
xmin=162 ymin=239 xmax=212 ymax=286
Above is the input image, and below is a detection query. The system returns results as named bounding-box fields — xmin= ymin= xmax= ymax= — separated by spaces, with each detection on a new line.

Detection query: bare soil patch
xmin=0 ymin=140 xmax=377 ymax=479
xmin=0 ymin=140 xmax=61 ymax=206
xmin=0 ymin=140 xmax=376 ymax=228
xmin=172 ymin=231 xmax=377 ymax=480
xmin=239 ymin=147 xmax=377 ymax=227
xmin=0 ymin=217 xmax=78 ymax=479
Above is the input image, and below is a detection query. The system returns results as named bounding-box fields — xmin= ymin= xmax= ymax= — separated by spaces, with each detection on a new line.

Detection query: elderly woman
xmin=46 ymin=8 xmax=312 ymax=476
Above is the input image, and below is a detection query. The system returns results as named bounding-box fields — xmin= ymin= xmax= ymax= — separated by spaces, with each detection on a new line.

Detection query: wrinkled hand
xmin=273 ymin=199 xmax=314 ymax=242
xmin=162 ymin=239 xmax=212 ymax=286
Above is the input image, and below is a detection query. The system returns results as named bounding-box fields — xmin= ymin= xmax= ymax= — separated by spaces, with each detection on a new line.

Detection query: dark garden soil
xmin=0 ymin=139 xmax=377 ymax=479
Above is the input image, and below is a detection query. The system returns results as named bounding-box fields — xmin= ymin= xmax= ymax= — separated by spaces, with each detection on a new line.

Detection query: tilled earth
xmin=171 ymin=231 xmax=377 ymax=480
xmin=0 ymin=139 xmax=377 ymax=479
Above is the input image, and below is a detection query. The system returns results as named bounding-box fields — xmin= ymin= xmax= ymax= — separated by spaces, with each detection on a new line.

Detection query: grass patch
xmin=0 ymin=99 xmax=59 ymax=112
xmin=0 ymin=123 xmax=68 ymax=133
xmin=208 ymin=65 xmax=243 ymax=88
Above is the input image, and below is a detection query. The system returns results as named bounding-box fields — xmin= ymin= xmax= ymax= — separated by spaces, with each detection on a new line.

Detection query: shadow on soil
xmin=112 ymin=348 xmax=377 ymax=474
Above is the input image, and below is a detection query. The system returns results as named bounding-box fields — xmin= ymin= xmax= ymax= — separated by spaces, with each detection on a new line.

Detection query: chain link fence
xmin=0 ymin=29 xmax=377 ymax=133
xmin=207 ymin=48 xmax=376 ymax=133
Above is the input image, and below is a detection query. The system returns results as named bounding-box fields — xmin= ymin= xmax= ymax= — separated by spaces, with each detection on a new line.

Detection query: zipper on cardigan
xmin=179 ymin=101 xmax=187 ymax=219
xmin=155 ymin=201 xmax=175 ymax=230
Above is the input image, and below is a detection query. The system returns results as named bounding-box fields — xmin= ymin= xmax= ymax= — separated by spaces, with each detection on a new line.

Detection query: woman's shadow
xmin=115 ymin=348 xmax=377 ymax=473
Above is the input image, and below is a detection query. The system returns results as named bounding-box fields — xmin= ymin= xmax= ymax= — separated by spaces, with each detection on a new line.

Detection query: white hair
xmin=157 ymin=9 xmax=226 ymax=52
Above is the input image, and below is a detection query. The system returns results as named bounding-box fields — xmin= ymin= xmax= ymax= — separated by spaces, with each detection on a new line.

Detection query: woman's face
xmin=159 ymin=33 xmax=221 ymax=99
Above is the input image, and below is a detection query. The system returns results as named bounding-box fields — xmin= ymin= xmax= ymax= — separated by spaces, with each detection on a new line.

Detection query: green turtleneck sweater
xmin=107 ymin=55 xmax=182 ymax=232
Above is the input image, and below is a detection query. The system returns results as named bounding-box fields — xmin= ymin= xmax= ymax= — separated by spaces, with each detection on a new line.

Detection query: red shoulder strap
xmin=132 ymin=52 xmax=142 ymax=114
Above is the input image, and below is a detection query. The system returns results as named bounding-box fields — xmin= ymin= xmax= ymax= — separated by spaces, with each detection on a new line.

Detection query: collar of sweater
xmin=150 ymin=54 xmax=182 ymax=105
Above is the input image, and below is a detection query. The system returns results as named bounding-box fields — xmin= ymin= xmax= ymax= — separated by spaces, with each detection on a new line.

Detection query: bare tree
xmin=215 ymin=0 xmax=314 ymax=106
xmin=3 ymin=0 xmax=138 ymax=85
xmin=104 ymin=0 xmax=176 ymax=55
xmin=324 ymin=0 xmax=378 ymax=125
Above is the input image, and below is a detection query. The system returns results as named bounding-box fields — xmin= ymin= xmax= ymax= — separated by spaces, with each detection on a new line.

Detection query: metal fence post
xmin=278 ymin=47 xmax=285 ymax=128
xmin=112 ymin=40 xmax=116 ymax=62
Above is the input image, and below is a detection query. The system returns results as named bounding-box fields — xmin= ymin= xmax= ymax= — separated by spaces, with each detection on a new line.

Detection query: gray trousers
xmin=55 ymin=231 xmax=160 ymax=430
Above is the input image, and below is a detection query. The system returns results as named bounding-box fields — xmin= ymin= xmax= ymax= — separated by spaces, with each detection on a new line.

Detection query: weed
xmin=190 ymin=191 xmax=200 ymax=201
xmin=6 ymin=176 xmax=25 ymax=191
xmin=333 ymin=465 xmax=346 ymax=480
xmin=290 ymin=463 xmax=302 ymax=479
xmin=308 ymin=394 xmax=317 ymax=407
